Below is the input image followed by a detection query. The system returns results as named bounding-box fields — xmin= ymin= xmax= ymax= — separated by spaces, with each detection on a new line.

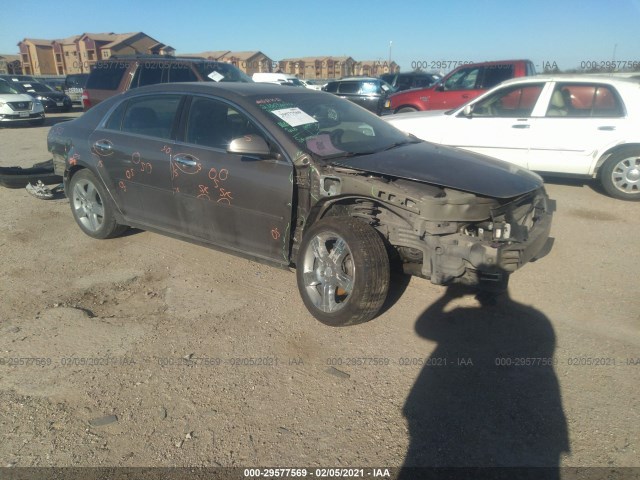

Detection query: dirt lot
xmin=0 ymin=112 xmax=638 ymax=473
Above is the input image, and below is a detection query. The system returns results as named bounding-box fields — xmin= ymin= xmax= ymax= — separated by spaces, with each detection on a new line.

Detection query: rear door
xmin=528 ymin=82 xmax=628 ymax=175
xmin=170 ymin=95 xmax=294 ymax=262
xmin=89 ymin=94 xmax=184 ymax=229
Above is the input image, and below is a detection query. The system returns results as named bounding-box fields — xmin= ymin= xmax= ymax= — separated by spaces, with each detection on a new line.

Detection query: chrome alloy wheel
xmin=301 ymin=232 xmax=355 ymax=313
xmin=72 ymin=178 xmax=105 ymax=233
xmin=611 ymin=154 xmax=640 ymax=194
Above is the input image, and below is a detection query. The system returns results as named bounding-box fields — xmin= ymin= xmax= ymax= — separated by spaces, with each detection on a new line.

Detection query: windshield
xmin=18 ymin=82 xmax=55 ymax=93
xmin=251 ymin=92 xmax=418 ymax=160
xmin=194 ymin=61 xmax=253 ymax=83
xmin=0 ymin=80 xmax=20 ymax=94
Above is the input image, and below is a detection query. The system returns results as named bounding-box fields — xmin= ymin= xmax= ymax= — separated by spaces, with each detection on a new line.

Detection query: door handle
xmin=461 ymin=94 xmax=469 ymax=99
xmin=512 ymin=124 xmax=530 ymax=129
xmin=94 ymin=140 xmax=112 ymax=152
xmin=174 ymin=154 xmax=197 ymax=167
xmin=598 ymin=126 xmax=616 ymax=131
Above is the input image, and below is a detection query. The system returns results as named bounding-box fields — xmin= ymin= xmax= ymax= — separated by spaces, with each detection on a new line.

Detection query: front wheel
xmin=396 ymin=106 xmax=417 ymax=114
xmin=69 ymin=169 xmax=127 ymax=239
xmin=296 ymin=217 xmax=390 ymax=326
xmin=600 ymin=150 xmax=640 ymax=201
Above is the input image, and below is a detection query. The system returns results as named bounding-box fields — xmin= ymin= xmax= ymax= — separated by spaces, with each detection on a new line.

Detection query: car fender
xmin=592 ymin=142 xmax=640 ymax=177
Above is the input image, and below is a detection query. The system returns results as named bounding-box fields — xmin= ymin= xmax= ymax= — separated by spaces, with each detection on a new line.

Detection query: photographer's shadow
xmin=400 ymin=284 xmax=569 ymax=476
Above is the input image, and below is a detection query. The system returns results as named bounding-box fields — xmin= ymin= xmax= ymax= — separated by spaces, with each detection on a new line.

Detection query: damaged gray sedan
xmin=48 ymin=83 xmax=554 ymax=326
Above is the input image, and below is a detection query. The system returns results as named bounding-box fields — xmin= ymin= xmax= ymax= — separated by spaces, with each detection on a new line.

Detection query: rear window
xmin=65 ymin=74 xmax=88 ymax=88
xmin=87 ymin=63 xmax=128 ymax=90
xmin=193 ymin=61 xmax=252 ymax=82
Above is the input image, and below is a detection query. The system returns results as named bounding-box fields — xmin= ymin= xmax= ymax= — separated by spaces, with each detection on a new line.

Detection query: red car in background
xmin=383 ymin=59 xmax=536 ymax=113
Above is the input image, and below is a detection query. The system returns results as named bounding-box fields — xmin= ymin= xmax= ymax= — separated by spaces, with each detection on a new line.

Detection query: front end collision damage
xmin=294 ymin=161 xmax=554 ymax=290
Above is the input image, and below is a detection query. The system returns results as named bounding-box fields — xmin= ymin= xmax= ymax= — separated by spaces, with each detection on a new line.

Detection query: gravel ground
xmin=0 ymin=112 xmax=638 ymax=475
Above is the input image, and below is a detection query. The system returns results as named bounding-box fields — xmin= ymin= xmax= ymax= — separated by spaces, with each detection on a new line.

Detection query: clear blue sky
xmin=2 ymin=0 xmax=639 ymax=72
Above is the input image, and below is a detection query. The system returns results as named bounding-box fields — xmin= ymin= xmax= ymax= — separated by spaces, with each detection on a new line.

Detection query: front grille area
xmin=7 ymin=101 xmax=33 ymax=111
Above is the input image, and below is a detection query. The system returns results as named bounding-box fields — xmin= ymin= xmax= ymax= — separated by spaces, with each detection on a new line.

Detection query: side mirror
xmin=435 ymin=84 xmax=445 ymax=92
xmin=227 ymin=134 xmax=271 ymax=158
xmin=462 ymin=104 xmax=474 ymax=117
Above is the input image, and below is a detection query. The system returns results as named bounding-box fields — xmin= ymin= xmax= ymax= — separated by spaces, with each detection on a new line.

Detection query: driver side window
xmin=186 ymin=97 xmax=263 ymax=149
xmin=444 ymin=67 xmax=480 ymax=91
xmin=469 ymin=84 xmax=544 ymax=117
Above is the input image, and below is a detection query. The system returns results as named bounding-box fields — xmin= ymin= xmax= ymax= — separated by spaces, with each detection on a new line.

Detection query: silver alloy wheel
xmin=611 ymin=154 xmax=640 ymax=194
xmin=301 ymin=232 xmax=355 ymax=313
xmin=72 ymin=178 xmax=105 ymax=233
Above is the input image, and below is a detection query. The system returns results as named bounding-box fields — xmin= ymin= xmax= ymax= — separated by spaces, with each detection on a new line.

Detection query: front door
xmin=171 ymin=95 xmax=294 ymax=263
xmin=441 ymin=82 xmax=547 ymax=168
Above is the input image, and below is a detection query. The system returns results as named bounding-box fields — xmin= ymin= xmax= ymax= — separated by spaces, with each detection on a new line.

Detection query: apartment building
xmin=17 ymin=32 xmax=172 ymax=75
xmin=0 ymin=54 xmax=21 ymax=75
xmin=278 ymin=56 xmax=357 ymax=79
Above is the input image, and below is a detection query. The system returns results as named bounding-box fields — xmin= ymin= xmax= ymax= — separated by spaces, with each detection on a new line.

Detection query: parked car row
xmin=0 ymin=78 xmax=45 ymax=126
xmin=385 ymin=75 xmax=640 ymax=201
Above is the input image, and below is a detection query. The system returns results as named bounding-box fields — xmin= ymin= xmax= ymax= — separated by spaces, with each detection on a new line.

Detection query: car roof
xmin=498 ymin=74 xmax=640 ymax=86
xmin=120 ymin=81 xmax=324 ymax=100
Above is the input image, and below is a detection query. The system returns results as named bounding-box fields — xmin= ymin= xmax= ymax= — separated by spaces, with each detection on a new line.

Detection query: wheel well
xmin=67 ymin=164 xmax=85 ymax=180
xmin=394 ymin=104 xmax=418 ymax=113
xmin=595 ymin=144 xmax=640 ymax=176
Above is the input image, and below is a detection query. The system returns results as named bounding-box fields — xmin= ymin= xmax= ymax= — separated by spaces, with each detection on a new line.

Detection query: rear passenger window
xmin=338 ymin=82 xmax=360 ymax=94
xmin=120 ymin=95 xmax=181 ymax=138
xmin=481 ymin=65 xmax=514 ymax=89
xmin=86 ymin=63 xmax=127 ymax=90
xmin=169 ymin=64 xmax=198 ymax=83
xmin=131 ymin=64 xmax=166 ymax=88
xmin=547 ymin=84 xmax=624 ymax=117
xmin=323 ymin=82 xmax=338 ymax=93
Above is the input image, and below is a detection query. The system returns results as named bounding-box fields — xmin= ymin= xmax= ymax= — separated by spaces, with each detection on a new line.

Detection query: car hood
xmin=26 ymin=91 xmax=66 ymax=99
xmin=0 ymin=93 xmax=35 ymax=102
xmin=329 ymin=142 xmax=543 ymax=199
xmin=385 ymin=109 xmax=450 ymax=123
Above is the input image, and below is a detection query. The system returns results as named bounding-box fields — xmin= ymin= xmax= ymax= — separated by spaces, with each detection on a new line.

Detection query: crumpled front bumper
xmin=418 ymin=189 xmax=555 ymax=286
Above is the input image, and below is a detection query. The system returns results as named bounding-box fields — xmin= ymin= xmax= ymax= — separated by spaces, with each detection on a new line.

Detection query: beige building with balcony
xmin=354 ymin=60 xmax=399 ymax=77
xmin=0 ymin=54 xmax=21 ymax=75
xmin=278 ymin=56 xmax=356 ymax=79
xmin=17 ymin=32 xmax=170 ymax=75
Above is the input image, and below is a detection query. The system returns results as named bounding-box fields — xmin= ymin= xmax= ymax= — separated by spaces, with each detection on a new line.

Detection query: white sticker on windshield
xmin=207 ymin=71 xmax=224 ymax=82
xmin=271 ymin=107 xmax=318 ymax=127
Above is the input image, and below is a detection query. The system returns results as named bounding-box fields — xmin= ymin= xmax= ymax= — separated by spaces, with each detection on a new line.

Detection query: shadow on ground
xmin=399 ymin=284 xmax=569 ymax=479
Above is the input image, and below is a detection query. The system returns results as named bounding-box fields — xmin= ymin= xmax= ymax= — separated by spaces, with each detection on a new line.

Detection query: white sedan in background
xmin=385 ymin=75 xmax=640 ymax=200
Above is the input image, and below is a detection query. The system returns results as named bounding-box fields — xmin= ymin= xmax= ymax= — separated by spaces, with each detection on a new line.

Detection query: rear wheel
xmin=600 ymin=150 xmax=640 ymax=201
xmin=69 ymin=169 xmax=127 ymax=239
xmin=296 ymin=217 xmax=390 ymax=326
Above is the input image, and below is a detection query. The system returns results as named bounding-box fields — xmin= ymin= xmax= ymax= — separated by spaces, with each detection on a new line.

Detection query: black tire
xmin=396 ymin=106 xmax=417 ymax=114
xmin=296 ymin=217 xmax=390 ymax=326
xmin=600 ymin=149 xmax=640 ymax=201
xmin=68 ymin=169 xmax=127 ymax=239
